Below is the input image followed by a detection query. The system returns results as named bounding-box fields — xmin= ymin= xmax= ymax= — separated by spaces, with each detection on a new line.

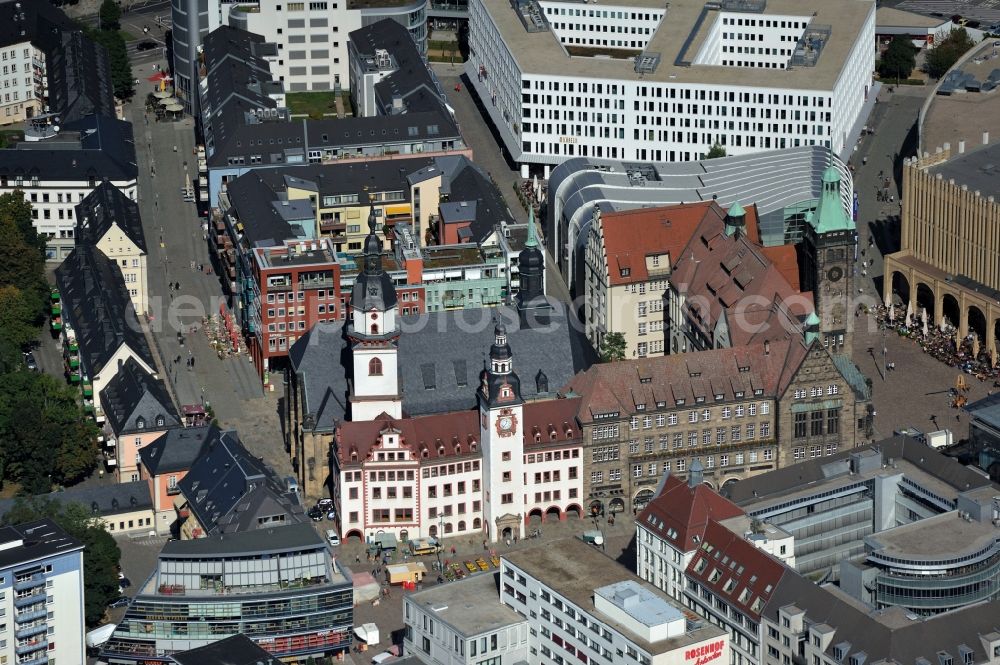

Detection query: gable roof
xmin=75 ymin=181 xmax=147 ymax=252
xmin=178 ymin=431 xmax=305 ymax=535
xmin=54 ymin=245 xmax=155 ymax=377
xmin=99 ymin=357 xmax=179 ymax=436
xmin=349 ymin=19 xmax=447 ymax=115
xmin=336 ymin=398 xmax=581 ymax=466
xmin=169 ymin=633 xmax=274 ymax=665
xmin=0 ymin=481 xmax=153 ymax=522
xmin=563 ymin=338 xmax=809 ymax=423
xmin=139 ymin=425 xmax=225 ymax=476
xmin=598 ymin=202 xmax=745 ymax=286
xmin=289 ymin=302 xmax=595 ymax=432
xmin=637 ymin=475 xmax=744 ymax=552
xmin=685 ymin=519 xmax=788 ymax=621
xmin=669 ymin=205 xmax=811 ymax=346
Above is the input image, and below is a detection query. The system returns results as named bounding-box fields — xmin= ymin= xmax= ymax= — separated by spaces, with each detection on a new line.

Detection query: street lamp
xmin=435 ymin=513 xmax=445 ymax=575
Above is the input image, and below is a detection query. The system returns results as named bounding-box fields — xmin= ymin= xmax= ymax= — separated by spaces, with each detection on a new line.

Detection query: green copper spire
xmin=804 ymin=310 xmax=821 ymax=345
xmin=727 ymin=201 xmax=745 ymax=218
xmin=812 ymin=163 xmax=855 ymax=235
xmin=525 ymin=207 xmax=539 ymax=248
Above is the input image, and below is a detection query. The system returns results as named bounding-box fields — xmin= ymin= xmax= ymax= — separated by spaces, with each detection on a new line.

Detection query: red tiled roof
xmin=598 ymin=202 xmax=750 ymax=286
xmin=684 ymin=519 xmax=788 ymax=621
xmin=760 ymin=244 xmax=801 ymax=292
xmin=336 ymin=398 xmax=582 ymax=465
xmin=637 ymin=475 xmax=744 ymax=553
xmin=562 ymin=338 xmax=809 ymax=423
xmin=669 ymin=210 xmax=812 ymax=347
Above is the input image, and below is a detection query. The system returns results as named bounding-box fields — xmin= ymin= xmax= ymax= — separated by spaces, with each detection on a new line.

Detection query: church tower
xmin=516 ymin=209 xmax=551 ymax=327
xmin=348 ymin=207 xmax=402 ymax=421
xmin=808 ymin=161 xmax=856 ymax=357
xmin=478 ymin=323 xmax=525 ymax=542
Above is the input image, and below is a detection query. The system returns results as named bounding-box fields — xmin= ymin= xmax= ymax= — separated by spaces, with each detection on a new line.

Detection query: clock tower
xmin=348 ymin=207 xmax=402 ymax=421
xmin=807 ymin=161 xmax=856 ymax=357
xmin=478 ymin=322 xmax=525 ymax=542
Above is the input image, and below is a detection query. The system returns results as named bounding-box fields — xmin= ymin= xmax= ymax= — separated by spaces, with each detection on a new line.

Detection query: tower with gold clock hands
xmin=478 ymin=322 xmax=525 ymax=542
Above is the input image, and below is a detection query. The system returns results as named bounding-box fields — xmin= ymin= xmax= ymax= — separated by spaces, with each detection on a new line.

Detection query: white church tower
xmin=478 ymin=323 xmax=525 ymax=542
xmin=348 ymin=207 xmax=402 ymax=421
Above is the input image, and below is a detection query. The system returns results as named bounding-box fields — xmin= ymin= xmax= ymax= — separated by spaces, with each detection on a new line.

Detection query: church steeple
xmin=516 ymin=209 xmax=549 ymax=326
xmin=348 ymin=206 xmax=401 ymax=421
xmin=480 ymin=322 xmax=522 ymax=407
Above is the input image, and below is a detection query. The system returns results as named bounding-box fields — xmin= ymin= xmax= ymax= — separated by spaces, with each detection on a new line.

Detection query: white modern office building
xmin=0 ymin=519 xmax=86 ymax=665
xmin=466 ymin=0 xmax=876 ymax=178
xmin=173 ymin=0 xmax=429 ymax=113
xmin=403 ymin=539 xmax=728 ymax=665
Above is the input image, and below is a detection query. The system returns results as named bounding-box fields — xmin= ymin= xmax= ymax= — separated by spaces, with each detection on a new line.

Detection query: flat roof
xmin=927 ymin=142 xmax=1000 ymax=201
xmin=407 ymin=572 xmax=526 ymax=636
xmin=423 ymin=245 xmax=488 ymax=269
xmin=594 ymin=581 xmax=684 ymax=627
xmin=868 ymin=511 xmax=1000 ymax=561
xmin=257 ymin=246 xmax=338 ymax=269
xmin=504 ymin=539 xmax=724 ymax=655
xmin=875 ymin=6 xmax=947 ymax=29
xmin=481 ymin=0 xmax=873 ymax=89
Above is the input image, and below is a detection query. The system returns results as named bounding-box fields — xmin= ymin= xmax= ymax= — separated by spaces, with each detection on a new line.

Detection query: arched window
xmin=369 ymin=357 xmax=383 ymax=376
xmin=370 ymin=323 xmax=379 ymax=335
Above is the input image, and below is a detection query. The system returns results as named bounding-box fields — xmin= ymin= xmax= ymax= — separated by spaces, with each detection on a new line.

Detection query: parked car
xmin=108 ymin=596 xmax=131 ymax=609
xmin=316 ymin=498 xmax=333 ymax=509
xmin=23 ymin=352 xmax=37 ymax=371
xmin=136 ymin=40 xmax=158 ymax=51
xmin=307 ymin=506 xmax=324 ymax=521
xmin=326 ymin=510 xmax=337 ymax=521
xmin=325 ymin=529 xmax=340 ymax=547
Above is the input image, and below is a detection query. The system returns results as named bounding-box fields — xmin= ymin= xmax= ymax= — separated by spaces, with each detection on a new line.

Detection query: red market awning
xmin=147 ymin=72 xmax=168 ymax=82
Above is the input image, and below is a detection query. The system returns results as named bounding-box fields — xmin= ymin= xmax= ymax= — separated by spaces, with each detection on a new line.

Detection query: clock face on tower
xmin=827 ymin=266 xmax=844 ymax=282
xmin=495 ymin=408 xmax=518 ymax=437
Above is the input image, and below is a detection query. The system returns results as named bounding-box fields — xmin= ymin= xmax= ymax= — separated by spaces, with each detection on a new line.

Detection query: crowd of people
xmin=869 ymin=304 xmax=1000 ymax=380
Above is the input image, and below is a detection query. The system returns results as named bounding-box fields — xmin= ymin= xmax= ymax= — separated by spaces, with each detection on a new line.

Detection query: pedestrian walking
xmin=356 ymin=555 xmax=361 ymax=564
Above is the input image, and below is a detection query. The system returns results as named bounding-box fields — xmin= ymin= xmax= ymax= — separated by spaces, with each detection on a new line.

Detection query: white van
xmin=326 ymin=529 xmax=340 ymax=547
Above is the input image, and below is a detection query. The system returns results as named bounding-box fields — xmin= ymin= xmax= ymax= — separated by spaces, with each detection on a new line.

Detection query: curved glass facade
xmin=873 ymin=549 xmax=1000 ymax=616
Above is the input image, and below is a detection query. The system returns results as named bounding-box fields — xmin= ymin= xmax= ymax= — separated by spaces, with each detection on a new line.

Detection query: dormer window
xmin=136 ymin=418 xmax=145 ymax=430
xmin=714 ymin=393 xmax=724 ymax=401
xmin=735 ymin=391 xmax=745 ymax=398
xmin=754 ymin=389 xmax=763 ymax=396
xmin=636 ymin=403 xmax=646 ymax=411
xmin=620 ymin=268 xmax=630 ymax=277
xmin=156 ymin=416 xmax=165 ymax=427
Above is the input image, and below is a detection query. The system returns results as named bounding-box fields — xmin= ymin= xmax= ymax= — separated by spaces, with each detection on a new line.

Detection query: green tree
xmin=0 ymin=191 xmax=46 ymax=255
xmin=0 ymin=286 xmax=42 ymax=350
xmin=0 ymin=214 xmax=47 ymax=322
xmin=705 ymin=142 xmax=727 ymax=159
xmin=2 ymin=497 xmax=121 ymax=626
xmin=90 ymin=28 xmax=135 ymax=100
xmin=599 ymin=332 xmax=627 ymax=363
xmin=99 ymin=0 xmax=121 ymax=31
xmin=924 ymin=27 xmax=976 ymax=79
xmin=0 ymin=372 xmax=98 ymax=491
xmin=878 ymin=36 xmax=917 ymax=81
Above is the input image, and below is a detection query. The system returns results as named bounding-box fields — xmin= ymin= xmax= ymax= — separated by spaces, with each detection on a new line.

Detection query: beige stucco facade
xmin=884 ymin=148 xmax=1000 ymax=362
xmin=96 ymin=224 xmax=149 ymax=316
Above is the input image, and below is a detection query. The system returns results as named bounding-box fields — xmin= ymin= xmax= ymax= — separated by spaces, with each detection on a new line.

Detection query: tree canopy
xmin=878 ymin=36 xmax=917 ymax=80
xmin=2 ymin=497 xmax=121 ymax=626
xmin=599 ymin=332 xmax=627 ymax=363
xmin=89 ymin=27 xmax=135 ymax=101
xmin=705 ymin=142 xmax=727 ymax=159
xmin=925 ymin=28 xmax=976 ymax=79
xmin=99 ymin=0 xmax=121 ymax=31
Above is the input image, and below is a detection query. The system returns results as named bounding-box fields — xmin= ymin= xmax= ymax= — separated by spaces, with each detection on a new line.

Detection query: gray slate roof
xmin=349 ymin=19 xmax=446 ymax=115
xmin=169 ymin=634 xmax=273 ymax=665
xmin=178 ymin=431 xmax=305 ymax=535
xmin=0 ymin=482 xmax=153 ymax=522
xmin=160 ymin=521 xmax=323 ymax=558
xmin=139 ymin=425 xmax=225 ymax=476
xmin=55 ymin=245 xmax=155 ymax=378
xmin=289 ymin=300 xmax=596 ymax=431
xmin=99 ymin=357 xmax=179 ymax=436
xmin=76 ymin=181 xmax=147 ymax=253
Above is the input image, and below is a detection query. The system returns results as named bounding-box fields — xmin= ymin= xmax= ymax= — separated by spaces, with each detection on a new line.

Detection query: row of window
xmin=792 ymin=385 xmax=840 ymax=399
xmin=591 ymin=449 xmax=774 ymax=483
xmin=793 ymin=409 xmax=841 ymax=438
xmin=630 ymin=403 xmax=771 ymax=429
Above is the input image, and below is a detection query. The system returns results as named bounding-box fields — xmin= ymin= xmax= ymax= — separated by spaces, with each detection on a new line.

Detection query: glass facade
xmin=872 ymin=550 xmax=1000 ymax=616
xmin=101 ymin=542 xmax=353 ymax=664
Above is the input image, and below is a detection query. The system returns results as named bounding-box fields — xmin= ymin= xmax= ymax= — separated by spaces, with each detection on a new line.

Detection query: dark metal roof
xmin=159 ymin=521 xmax=324 ymax=558
xmin=177 ymin=431 xmax=306 ymax=535
xmin=99 ymin=357 xmax=179 ymax=436
xmin=75 ymin=181 xmax=148 ymax=253
xmin=0 ymin=482 xmax=153 ymax=523
xmin=139 ymin=424 xmax=225 ymax=476
xmin=54 ymin=245 xmax=155 ymax=378
xmin=0 ymin=519 xmax=83 ymax=570
xmin=289 ymin=301 xmax=596 ymax=431
xmin=168 ymin=634 xmax=274 ymax=665
xmin=0 ymin=115 xmax=137 ymax=182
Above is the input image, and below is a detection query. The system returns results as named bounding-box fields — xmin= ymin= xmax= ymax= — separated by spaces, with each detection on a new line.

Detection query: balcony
xmin=14 ymin=591 xmax=46 ymax=608
xmin=166 ymin=485 xmax=181 ymax=496
xmin=14 ymin=609 xmax=46 ymax=624
xmin=14 ymin=623 xmax=47 ymax=640
xmin=15 ymin=638 xmax=47 ymax=656
xmin=13 ymin=574 xmax=44 ymax=592
xmin=16 ymin=653 xmax=48 ymax=665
